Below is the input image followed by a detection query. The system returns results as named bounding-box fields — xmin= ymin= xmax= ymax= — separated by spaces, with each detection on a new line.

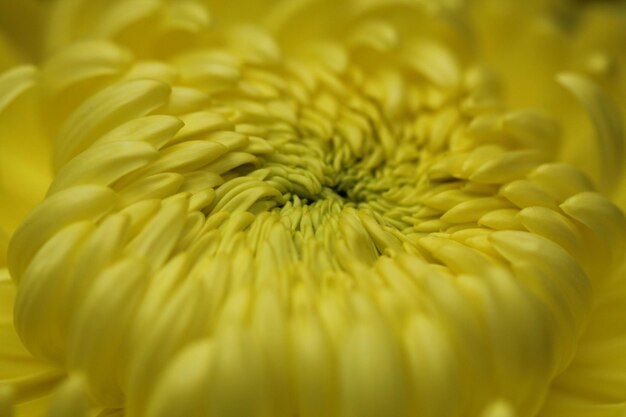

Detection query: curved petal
xmin=0 ymin=66 xmax=53 ymax=265
xmin=0 ymin=269 xmax=64 ymax=416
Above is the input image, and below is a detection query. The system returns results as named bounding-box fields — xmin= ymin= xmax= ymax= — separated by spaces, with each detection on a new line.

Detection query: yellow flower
xmin=0 ymin=1 xmax=625 ymax=417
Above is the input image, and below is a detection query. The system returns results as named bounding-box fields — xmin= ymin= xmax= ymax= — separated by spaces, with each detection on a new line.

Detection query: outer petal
xmin=0 ymin=66 xmax=52 ymax=265
xmin=469 ymin=0 xmax=626 ymax=208
xmin=0 ymin=269 xmax=63 ymax=416
xmin=539 ymin=268 xmax=626 ymax=417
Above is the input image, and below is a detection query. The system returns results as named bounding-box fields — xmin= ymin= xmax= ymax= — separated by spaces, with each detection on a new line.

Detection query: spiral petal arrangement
xmin=1 ymin=1 xmax=626 ymax=416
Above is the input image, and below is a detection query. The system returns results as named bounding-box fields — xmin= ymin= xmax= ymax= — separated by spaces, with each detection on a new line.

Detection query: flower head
xmin=1 ymin=1 xmax=626 ymax=417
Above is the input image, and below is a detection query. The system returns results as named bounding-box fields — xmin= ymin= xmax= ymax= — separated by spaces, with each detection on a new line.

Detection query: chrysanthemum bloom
xmin=1 ymin=0 xmax=626 ymax=416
